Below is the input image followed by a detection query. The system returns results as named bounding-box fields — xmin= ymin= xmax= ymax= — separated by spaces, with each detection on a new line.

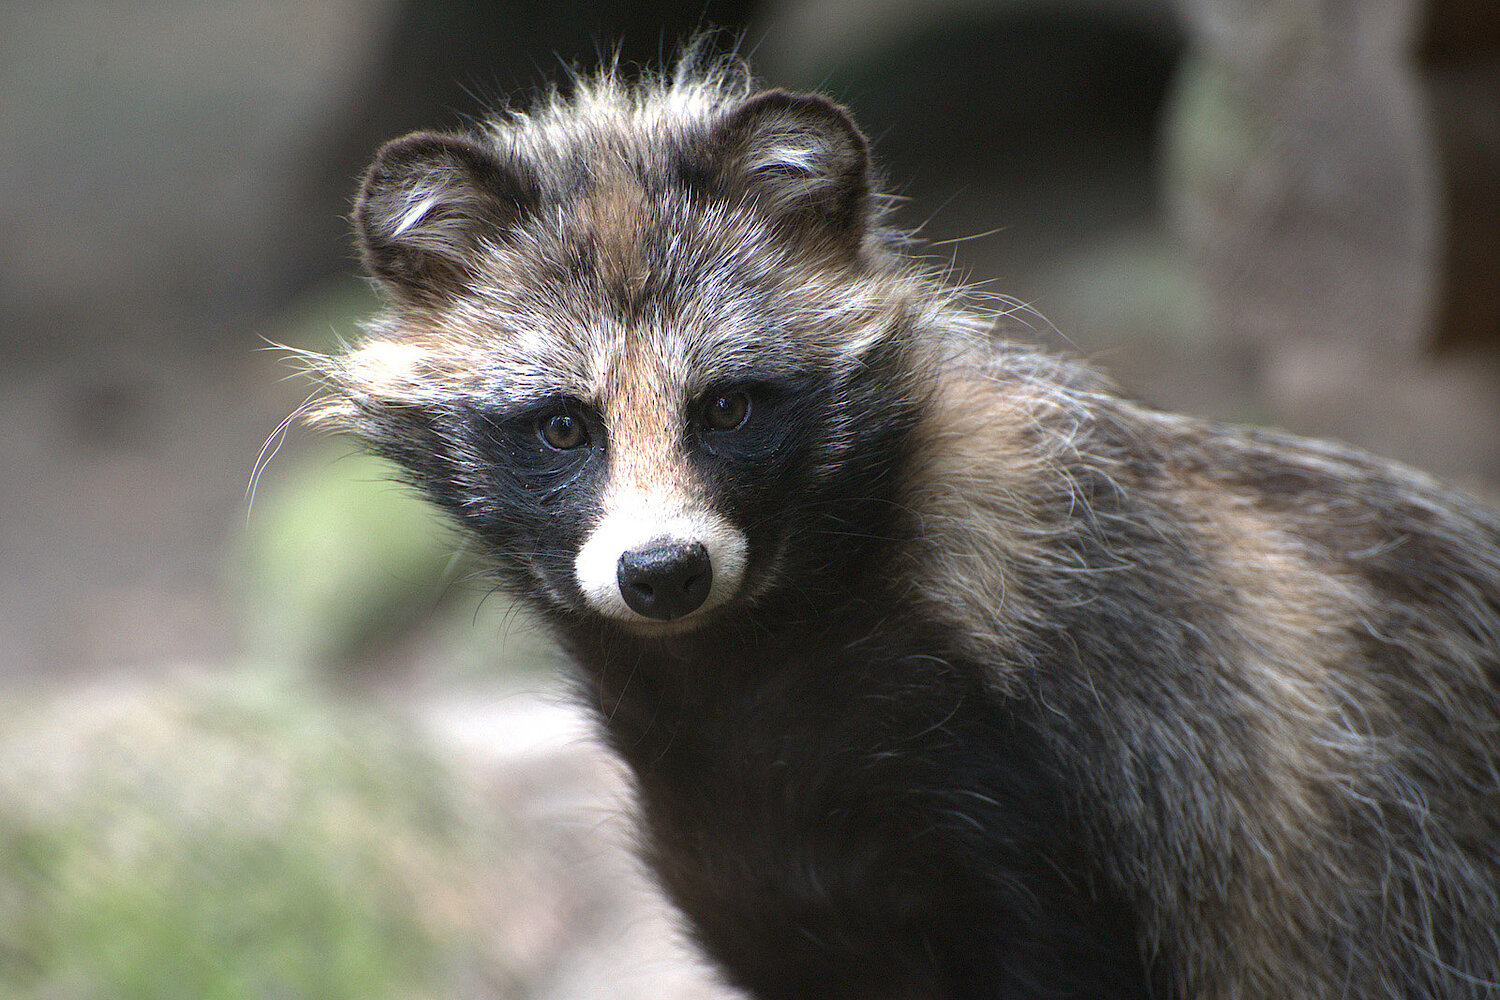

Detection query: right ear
xmin=355 ymin=132 xmax=536 ymax=303
xmin=704 ymin=91 xmax=873 ymax=253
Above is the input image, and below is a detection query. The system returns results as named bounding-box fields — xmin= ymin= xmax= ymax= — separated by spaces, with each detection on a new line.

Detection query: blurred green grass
xmin=0 ymin=670 xmax=522 ymax=1000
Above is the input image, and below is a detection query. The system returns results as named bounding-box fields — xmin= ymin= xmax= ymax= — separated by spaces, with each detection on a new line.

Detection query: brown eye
xmin=540 ymin=412 xmax=587 ymax=449
xmin=703 ymin=391 xmax=750 ymax=431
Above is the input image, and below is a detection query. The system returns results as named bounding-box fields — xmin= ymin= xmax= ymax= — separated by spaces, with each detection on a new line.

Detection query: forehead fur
xmin=324 ymin=260 xmax=918 ymax=415
xmin=313 ymin=56 xmax=977 ymax=426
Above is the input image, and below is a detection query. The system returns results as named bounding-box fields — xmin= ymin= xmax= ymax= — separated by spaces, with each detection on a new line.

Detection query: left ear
xmin=707 ymin=90 xmax=873 ymax=252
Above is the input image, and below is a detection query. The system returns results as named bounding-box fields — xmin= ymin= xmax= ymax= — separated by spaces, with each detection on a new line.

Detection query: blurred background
xmin=1 ymin=0 xmax=1496 ymax=996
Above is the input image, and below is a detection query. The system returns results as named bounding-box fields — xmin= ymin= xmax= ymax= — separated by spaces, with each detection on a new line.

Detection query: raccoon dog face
xmin=321 ymin=81 xmax=928 ymax=635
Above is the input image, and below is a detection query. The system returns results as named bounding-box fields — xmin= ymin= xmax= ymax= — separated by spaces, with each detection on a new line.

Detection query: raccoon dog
xmin=307 ymin=56 xmax=1500 ymax=1000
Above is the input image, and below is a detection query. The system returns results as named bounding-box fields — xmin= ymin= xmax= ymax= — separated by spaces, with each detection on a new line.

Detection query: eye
xmin=539 ymin=412 xmax=588 ymax=450
xmin=702 ymin=390 xmax=750 ymax=432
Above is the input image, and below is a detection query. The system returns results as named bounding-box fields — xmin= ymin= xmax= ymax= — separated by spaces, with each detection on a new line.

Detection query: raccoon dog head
xmin=315 ymin=69 xmax=936 ymax=635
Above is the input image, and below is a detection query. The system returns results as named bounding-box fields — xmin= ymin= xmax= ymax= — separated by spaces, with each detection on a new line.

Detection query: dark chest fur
xmin=560 ymin=606 xmax=1158 ymax=1000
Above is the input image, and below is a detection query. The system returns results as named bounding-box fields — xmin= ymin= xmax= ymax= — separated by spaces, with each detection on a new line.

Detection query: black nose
xmin=616 ymin=540 xmax=713 ymax=621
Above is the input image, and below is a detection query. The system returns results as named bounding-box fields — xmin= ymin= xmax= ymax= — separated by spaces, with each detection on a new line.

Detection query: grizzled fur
xmin=305 ymin=55 xmax=1500 ymax=999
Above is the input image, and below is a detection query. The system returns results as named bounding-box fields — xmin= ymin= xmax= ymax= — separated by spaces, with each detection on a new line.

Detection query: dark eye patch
xmin=450 ymin=398 xmax=606 ymax=597
xmin=690 ymin=373 xmax=826 ymax=466
xmin=467 ymin=397 xmax=601 ymax=491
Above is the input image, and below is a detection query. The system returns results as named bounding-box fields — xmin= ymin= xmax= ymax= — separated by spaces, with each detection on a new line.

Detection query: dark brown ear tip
xmin=734 ymin=89 xmax=838 ymax=113
xmin=372 ymin=130 xmax=452 ymax=160
xmin=727 ymin=91 xmax=872 ymax=181
xmin=359 ymin=133 xmax=449 ymax=215
xmin=362 ymin=132 xmax=493 ymax=185
xmin=732 ymin=89 xmax=811 ymax=114
xmin=731 ymin=90 xmax=863 ymax=134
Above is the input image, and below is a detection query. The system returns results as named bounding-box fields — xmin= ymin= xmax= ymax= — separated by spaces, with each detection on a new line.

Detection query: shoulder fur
xmin=901 ymin=343 xmax=1500 ymax=997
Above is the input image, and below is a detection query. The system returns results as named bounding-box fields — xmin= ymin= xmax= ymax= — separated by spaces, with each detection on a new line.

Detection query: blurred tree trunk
xmin=1162 ymin=0 xmax=1500 ymax=486
xmin=1165 ymin=0 xmax=1500 ymax=356
xmin=1419 ymin=0 xmax=1500 ymax=353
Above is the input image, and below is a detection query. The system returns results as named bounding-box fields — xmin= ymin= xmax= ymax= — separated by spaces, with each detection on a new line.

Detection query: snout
xmin=574 ymin=500 xmax=747 ymax=627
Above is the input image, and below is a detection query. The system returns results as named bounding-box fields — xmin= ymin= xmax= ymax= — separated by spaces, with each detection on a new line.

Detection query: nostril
xmin=616 ymin=540 xmax=713 ymax=621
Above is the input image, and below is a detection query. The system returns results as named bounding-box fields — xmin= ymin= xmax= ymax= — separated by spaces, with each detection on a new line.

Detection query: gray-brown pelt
xmin=304 ymin=52 xmax=1500 ymax=1000
xmin=910 ymin=352 xmax=1500 ymax=996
